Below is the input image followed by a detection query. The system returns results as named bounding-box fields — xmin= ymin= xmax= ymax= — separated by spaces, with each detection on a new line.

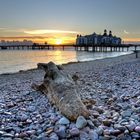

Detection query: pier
xmin=0 ymin=44 xmax=140 ymax=52
xmin=0 ymin=44 xmax=74 ymax=50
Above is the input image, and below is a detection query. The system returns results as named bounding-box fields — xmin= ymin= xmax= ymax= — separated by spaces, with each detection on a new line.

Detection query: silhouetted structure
xmin=76 ymin=30 xmax=121 ymax=46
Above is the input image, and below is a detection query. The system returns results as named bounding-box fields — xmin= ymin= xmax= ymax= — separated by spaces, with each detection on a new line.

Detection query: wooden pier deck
xmin=0 ymin=44 xmax=139 ymax=52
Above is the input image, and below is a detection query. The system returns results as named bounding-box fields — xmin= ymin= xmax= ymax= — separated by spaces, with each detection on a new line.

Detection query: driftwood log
xmin=34 ymin=62 xmax=89 ymax=121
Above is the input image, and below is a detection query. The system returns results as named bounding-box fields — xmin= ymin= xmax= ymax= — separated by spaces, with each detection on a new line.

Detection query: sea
xmin=0 ymin=48 xmax=133 ymax=74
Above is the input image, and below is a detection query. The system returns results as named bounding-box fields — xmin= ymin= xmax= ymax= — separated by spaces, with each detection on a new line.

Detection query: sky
xmin=0 ymin=0 xmax=140 ymax=44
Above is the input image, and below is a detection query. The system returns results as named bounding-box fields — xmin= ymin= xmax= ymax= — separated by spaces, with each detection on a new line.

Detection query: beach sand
xmin=0 ymin=53 xmax=140 ymax=139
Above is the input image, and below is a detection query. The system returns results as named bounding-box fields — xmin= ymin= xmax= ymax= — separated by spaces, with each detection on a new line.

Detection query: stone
xmin=1 ymin=138 xmax=12 ymax=140
xmin=28 ymin=106 xmax=36 ymax=112
xmin=131 ymin=132 xmax=140 ymax=138
xmin=87 ymin=120 xmax=95 ymax=129
xmin=135 ymin=107 xmax=140 ymax=113
xmin=135 ymin=126 xmax=140 ymax=133
xmin=114 ymin=124 xmax=126 ymax=132
xmin=46 ymin=128 xmax=53 ymax=135
xmin=89 ymin=130 xmax=99 ymax=140
xmin=2 ymin=133 xmax=14 ymax=138
xmin=94 ymin=107 xmax=104 ymax=114
xmin=4 ymin=127 xmax=13 ymax=133
xmin=103 ymin=129 xmax=110 ymax=135
xmin=17 ymin=132 xmax=28 ymax=138
xmin=0 ymin=131 xmax=5 ymax=135
xmin=117 ymin=133 xmax=126 ymax=140
xmin=49 ymin=133 xmax=59 ymax=140
xmin=80 ymin=131 xmax=89 ymax=140
xmin=37 ymin=135 xmax=49 ymax=140
xmin=126 ymin=122 xmax=136 ymax=132
xmin=96 ymin=127 xmax=103 ymax=135
xmin=92 ymin=112 xmax=99 ymax=118
xmin=102 ymin=119 xmax=112 ymax=127
xmin=19 ymin=114 xmax=28 ymax=121
xmin=76 ymin=116 xmax=87 ymax=129
xmin=69 ymin=128 xmax=80 ymax=137
xmin=58 ymin=117 xmax=70 ymax=125
xmin=56 ymin=126 xmax=66 ymax=138
xmin=26 ymin=130 xmax=36 ymax=135
xmin=110 ymin=129 xmax=121 ymax=136
xmin=6 ymin=102 xmax=15 ymax=108
xmin=90 ymin=118 xmax=101 ymax=127
xmin=121 ymin=110 xmax=132 ymax=118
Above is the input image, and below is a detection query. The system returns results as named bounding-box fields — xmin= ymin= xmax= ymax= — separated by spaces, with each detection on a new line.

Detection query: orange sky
xmin=0 ymin=29 xmax=140 ymax=45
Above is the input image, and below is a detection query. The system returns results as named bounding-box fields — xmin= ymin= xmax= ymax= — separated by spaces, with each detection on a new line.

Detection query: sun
xmin=55 ymin=39 xmax=62 ymax=45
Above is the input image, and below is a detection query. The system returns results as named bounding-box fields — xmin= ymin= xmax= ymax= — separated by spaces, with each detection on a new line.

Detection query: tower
xmin=103 ymin=29 xmax=107 ymax=36
xmin=109 ymin=30 xmax=112 ymax=37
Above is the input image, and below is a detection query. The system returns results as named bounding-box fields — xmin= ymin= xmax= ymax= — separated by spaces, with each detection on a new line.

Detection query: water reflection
xmin=0 ymin=50 xmax=132 ymax=74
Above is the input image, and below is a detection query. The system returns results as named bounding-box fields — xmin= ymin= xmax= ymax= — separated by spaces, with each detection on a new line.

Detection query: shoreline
xmin=0 ymin=52 xmax=140 ymax=139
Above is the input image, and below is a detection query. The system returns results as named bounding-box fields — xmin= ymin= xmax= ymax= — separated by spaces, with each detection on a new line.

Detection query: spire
xmin=103 ymin=29 xmax=107 ymax=36
xmin=109 ymin=30 xmax=112 ymax=37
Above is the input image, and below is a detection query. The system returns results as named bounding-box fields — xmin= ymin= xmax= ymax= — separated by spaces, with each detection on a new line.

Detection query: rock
xmin=135 ymin=107 xmax=140 ymax=113
xmin=58 ymin=117 xmax=70 ymax=125
xmin=96 ymin=127 xmax=103 ymax=135
xmin=1 ymin=138 xmax=12 ymax=140
xmin=17 ymin=132 xmax=29 ymax=138
xmin=114 ymin=124 xmax=126 ymax=132
xmin=102 ymin=135 xmax=112 ymax=140
xmin=18 ymin=114 xmax=28 ymax=121
xmin=126 ymin=122 xmax=136 ymax=132
xmin=37 ymin=135 xmax=49 ymax=140
xmin=56 ymin=126 xmax=66 ymax=138
xmin=0 ymin=131 xmax=5 ymax=135
xmin=12 ymin=127 xmax=21 ymax=133
xmin=6 ymin=102 xmax=15 ymax=108
xmin=87 ymin=120 xmax=95 ymax=129
xmin=46 ymin=127 xmax=53 ymax=135
xmin=121 ymin=110 xmax=132 ymax=118
xmin=135 ymin=126 xmax=140 ymax=133
xmin=110 ymin=129 xmax=121 ymax=136
xmin=4 ymin=111 xmax=12 ymax=115
xmin=94 ymin=107 xmax=104 ymax=114
xmin=102 ymin=119 xmax=112 ymax=127
xmin=76 ymin=116 xmax=87 ymax=129
xmin=80 ymin=131 xmax=89 ymax=140
xmin=26 ymin=119 xmax=32 ymax=124
xmin=4 ymin=127 xmax=13 ymax=133
xmin=106 ymin=98 xmax=114 ymax=105
xmin=92 ymin=112 xmax=99 ymax=118
xmin=69 ymin=128 xmax=80 ymax=137
xmin=26 ymin=130 xmax=36 ymax=135
xmin=131 ymin=132 xmax=140 ymax=138
xmin=100 ymin=95 xmax=108 ymax=100
xmin=103 ymin=129 xmax=110 ymax=135
xmin=2 ymin=133 xmax=14 ymax=138
xmin=117 ymin=133 xmax=126 ymax=140
xmin=49 ymin=133 xmax=59 ymax=140
xmin=27 ymin=106 xmax=36 ymax=112
xmin=89 ymin=130 xmax=99 ymax=140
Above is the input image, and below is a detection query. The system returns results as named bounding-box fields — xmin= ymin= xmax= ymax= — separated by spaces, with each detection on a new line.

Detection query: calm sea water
xmin=0 ymin=49 xmax=132 ymax=74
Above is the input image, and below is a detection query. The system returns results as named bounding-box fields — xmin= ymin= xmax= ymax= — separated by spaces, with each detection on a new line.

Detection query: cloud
xmin=0 ymin=36 xmax=47 ymax=40
xmin=0 ymin=28 xmax=6 ymax=30
xmin=24 ymin=29 xmax=78 ymax=35
xmin=124 ymin=30 xmax=129 ymax=34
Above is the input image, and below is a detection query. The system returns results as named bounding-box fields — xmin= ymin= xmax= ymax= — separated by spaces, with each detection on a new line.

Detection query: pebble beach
xmin=0 ymin=53 xmax=140 ymax=140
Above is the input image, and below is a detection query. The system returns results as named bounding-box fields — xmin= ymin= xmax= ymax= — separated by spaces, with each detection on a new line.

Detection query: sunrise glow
xmin=55 ymin=39 xmax=62 ymax=45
